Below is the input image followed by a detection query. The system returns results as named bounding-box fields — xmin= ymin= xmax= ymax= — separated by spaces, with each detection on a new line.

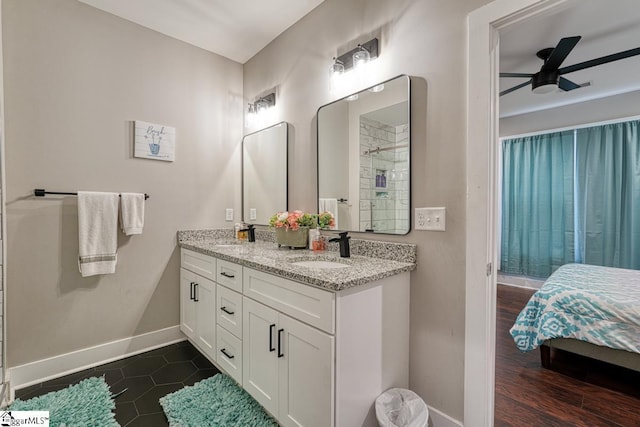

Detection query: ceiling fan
xmin=500 ymin=36 xmax=640 ymax=96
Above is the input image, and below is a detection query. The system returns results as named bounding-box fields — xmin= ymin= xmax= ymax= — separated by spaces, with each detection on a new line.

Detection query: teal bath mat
xmin=9 ymin=376 xmax=118 ymax=426
xmin=160 ymin=374 xmax=277 ymax=427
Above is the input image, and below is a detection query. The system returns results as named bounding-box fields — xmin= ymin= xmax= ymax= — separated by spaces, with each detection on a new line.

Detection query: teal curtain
xmin=501 ymin=131 xmax=575 ymax=277
xmin=576 ymin=120 xmax=640 ymax=269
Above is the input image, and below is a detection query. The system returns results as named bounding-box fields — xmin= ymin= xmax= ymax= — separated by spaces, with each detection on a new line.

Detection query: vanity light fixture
xmin=333 ymin=38 xmax=379 ymax=71
xmin=346 ymin=94 xmax=359 ymax=101
xmin=246 ymin=92 xmax=276 ymax=127
xmin=249 ymin=93 xmax=276 ymax=113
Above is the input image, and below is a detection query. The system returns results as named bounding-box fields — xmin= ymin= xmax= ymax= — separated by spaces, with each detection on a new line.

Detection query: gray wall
xmin=3 ymin=0 xmax=243 ymax=366
xmin=243 ymin=0 xmax=491 ymax=420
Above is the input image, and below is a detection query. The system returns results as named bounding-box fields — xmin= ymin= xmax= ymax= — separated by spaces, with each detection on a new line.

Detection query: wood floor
xmin=495 ymin=284 xmax=640 ymax=427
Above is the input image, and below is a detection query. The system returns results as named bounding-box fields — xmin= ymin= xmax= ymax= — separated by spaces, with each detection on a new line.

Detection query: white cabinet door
xmin=278 ymin=314 xmax=334 ymax=427
xmin=180 ymin=268 xmax=197 ymax=341
xmin=243 ymin=297 xmax=279 ymax=417
xmin=194 ymin=276 xmax=216 ymax=361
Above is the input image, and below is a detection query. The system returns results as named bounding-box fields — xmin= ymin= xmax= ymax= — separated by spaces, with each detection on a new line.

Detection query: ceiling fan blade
xmin=500 ymin=72 xmax=534 ymax=78
xmin=500 ymin=80 xmax=531 ymax=97
xmin=541 ymin=36 xmax=581 ymax=72
xmin=559 ymin=46 xmax=640 ymax=75
xmin=558 ymin=77 xmax=581 ymax=91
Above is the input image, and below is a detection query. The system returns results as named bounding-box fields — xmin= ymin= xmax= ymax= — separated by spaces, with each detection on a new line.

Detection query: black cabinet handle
xmin=277 ymin=328 xmax=284 ymax=358
xmin=190 ymin=282 xmax=195 ymax=300
xmin=220 ymin=271 xmax=235 ymax=279
xmin=220 ymin=348 xmax=234 ymax=359
xmin=194 ymin=283 xmax=199 ymax=302
xmin=220 ymin=306 xmax=235 ymax=315
xmin=269 ymin=324 xmax=276 ymax=352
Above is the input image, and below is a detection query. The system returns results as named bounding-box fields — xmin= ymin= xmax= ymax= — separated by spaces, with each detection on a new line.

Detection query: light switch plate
xmin=249 ymin=208 xmax=257 ymax=221
xmin=415 ymin=207 xmax=446 ymax=231
xmin=225 ymin=208 xmax=234 ymax=221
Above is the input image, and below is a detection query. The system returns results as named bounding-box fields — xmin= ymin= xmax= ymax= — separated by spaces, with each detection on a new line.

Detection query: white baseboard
xmin=8 ymin=325 xmax=185 ymax=395
xmin=497 ymin=273 xmax=545 ymax=290
xmin=428 ymin=405 xmax=463 ymax=427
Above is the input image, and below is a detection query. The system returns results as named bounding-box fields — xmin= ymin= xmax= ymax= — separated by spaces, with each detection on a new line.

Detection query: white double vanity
xmin=178 ymin=231 xmax=416 ymax=427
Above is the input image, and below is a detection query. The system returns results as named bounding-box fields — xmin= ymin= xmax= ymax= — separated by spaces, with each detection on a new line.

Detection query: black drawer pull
xmin=193 ymin=283 xmax=199 ymax=302
xmin=220 ymin=271 xmax=235 ymax=279
xmin=220 ymin=348 xmax=234 ymax=359
xmin=220 ymin=306 xmax=235 ymax=315
xmin=269 ymin=324 xmax=276 ymax=352
xmin=190 ymin=282 xmax=195 ymax=300
xmin=277 ymin=328 xmax=284 ymax=358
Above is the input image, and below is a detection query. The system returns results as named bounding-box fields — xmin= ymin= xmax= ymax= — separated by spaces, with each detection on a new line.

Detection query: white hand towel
xmin=319 ymin=198 xmax=339 ymax=229
xmin=120 ymin=193 xmax=145 ymax=236
xmin=77 ymin=191 xmax=119 ymax=277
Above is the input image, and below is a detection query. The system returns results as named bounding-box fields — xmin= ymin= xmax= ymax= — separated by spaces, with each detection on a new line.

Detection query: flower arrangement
xmin=316 ymin=211 xmax=335 ymax=229
xmin=269 ymin=210 xmax=315 ymax=231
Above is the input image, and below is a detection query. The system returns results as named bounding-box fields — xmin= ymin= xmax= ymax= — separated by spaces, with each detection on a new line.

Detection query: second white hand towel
xmin=78 ymin=191 xmax=119 ymax=277
xmin=120 ymin=193 xmax=145 ymax=235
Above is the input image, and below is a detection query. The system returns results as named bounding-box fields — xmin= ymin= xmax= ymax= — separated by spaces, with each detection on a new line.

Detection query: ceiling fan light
xmin=531 ymin=71 xmax=559 ymax=94
xmin=532 ymin=83 xmax=557 ymax=94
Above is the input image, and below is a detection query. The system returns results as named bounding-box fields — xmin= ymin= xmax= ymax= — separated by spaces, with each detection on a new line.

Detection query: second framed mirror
xmin=317 ymin=75 xmax=410 ymax=234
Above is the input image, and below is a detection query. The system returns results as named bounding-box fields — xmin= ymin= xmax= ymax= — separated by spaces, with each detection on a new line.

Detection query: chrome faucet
xmin=329 ymin=232 xmax=350 ymax=258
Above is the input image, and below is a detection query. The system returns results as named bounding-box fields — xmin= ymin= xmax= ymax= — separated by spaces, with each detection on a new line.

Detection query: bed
xmin=509 ymin=263 xmax=640 ymax=371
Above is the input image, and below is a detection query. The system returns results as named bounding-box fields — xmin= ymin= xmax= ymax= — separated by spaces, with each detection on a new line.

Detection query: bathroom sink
xmin=291 ymin=260 xmax=350 ymax=269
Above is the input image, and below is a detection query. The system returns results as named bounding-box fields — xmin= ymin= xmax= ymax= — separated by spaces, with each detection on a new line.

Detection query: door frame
xmin=465 ymin=0 xmax=571 ymax=425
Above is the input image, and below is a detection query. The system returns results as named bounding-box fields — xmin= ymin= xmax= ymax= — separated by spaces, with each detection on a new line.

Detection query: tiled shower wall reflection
xmin=359 ymin=118 xmax=409 ymax=233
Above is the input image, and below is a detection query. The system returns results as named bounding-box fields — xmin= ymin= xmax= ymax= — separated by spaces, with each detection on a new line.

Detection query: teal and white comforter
xmin=510 ymin=263 xmax=640 ymax=353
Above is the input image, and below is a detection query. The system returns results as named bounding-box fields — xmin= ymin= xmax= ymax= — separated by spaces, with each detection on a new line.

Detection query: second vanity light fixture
xmin=248 ymin=93 xmax=275 ymax=114
xmin=330 ymin=37 xmax=379 ymax=92
xmin=246 ymin=92 xmax=276 ymax=127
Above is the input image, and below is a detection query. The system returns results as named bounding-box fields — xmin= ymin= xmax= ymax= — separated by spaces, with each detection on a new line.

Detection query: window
xmin=501 ymin=119 xmax=640 ymax=277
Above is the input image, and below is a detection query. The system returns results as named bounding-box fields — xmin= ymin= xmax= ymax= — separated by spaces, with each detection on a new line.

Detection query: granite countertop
xmin=178 ymin=230 xmax=416 ymax=292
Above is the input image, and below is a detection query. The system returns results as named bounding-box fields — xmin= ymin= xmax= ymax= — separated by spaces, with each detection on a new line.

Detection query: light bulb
xmin=352 ymin=44 xmax=370 ymax=70
xmin=330 ymin=57 xmax=345 ymax=92
xmin=246 ymin=103 xmax=256 ymax=128
xmin=255 ymin=99 xmax=268 ymax=114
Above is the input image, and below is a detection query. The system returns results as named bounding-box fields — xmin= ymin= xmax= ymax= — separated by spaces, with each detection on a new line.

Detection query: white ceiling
xmin=78 ymin=0 xmax=324 ymax=64
xmin=499 ymin=0 xmax=640 ymax=118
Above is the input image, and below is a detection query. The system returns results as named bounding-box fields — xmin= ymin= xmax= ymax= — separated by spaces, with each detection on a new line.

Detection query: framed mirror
xmin=242 ymin=121 xmax=288 ymax=225
xmin=317 ymin=75 xmax=410 ymax=234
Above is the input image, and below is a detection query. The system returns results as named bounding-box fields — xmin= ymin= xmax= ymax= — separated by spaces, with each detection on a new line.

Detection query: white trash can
xmin=375 ymin=388 xmax=429 ymax=427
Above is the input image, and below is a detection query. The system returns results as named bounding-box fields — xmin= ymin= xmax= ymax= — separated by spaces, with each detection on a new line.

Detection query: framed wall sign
xmin=134 ymin=120 xmax=175 ymax=161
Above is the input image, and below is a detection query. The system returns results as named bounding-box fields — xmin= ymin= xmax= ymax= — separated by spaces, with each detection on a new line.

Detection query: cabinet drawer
xmin=216 ymin=285 xmax=243 ymax=339
xmin=181 ymin=249 xmax=216 ymax=280
xmin=217 ymin=259 xmax=243 ymax=292
xmin=216 ymin=325 xmax=243 ymax=384
xmin=243 ymin=268 xmax=335 ymax=334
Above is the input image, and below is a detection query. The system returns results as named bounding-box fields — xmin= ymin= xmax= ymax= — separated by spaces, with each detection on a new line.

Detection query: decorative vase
xmin=275 ymin=227 xmax=309 ymax=249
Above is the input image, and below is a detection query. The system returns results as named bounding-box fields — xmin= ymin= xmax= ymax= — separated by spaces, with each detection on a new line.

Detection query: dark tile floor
xmin=15 ymin=340 xmax=220 ymax=427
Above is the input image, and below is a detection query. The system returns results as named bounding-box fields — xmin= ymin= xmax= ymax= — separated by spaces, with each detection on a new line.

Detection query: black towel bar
xmin=34 ymin=189 xmax=149 ymax=200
